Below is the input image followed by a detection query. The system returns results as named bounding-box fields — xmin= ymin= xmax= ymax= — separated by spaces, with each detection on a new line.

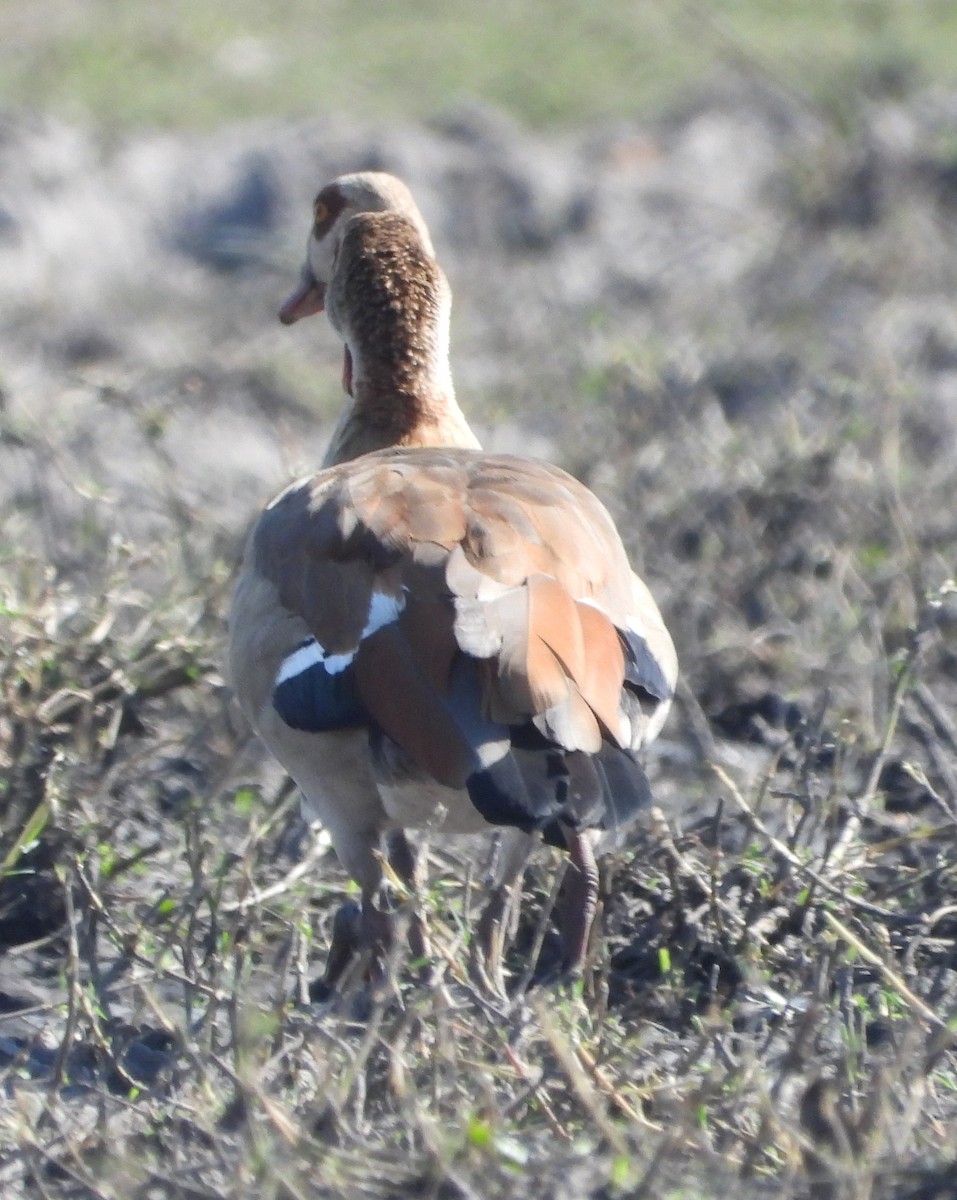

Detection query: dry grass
xmin=4 ymin=49 xmax=957 ymax=1200
xmin=4 ymin=341 xmax=957 ymax=1200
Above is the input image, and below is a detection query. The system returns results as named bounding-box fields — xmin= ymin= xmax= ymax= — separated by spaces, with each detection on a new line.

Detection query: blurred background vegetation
xmin=2 ymin=0 xmax=957 ymax=131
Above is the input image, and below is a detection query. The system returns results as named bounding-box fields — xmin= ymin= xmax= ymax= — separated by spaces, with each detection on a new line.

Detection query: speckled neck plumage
xmin=324 ymin=211 xmax=475 ymax=466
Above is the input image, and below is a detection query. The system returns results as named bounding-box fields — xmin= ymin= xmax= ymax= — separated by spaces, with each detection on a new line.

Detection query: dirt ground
xmin=3 ymin=71 xmax=957 ymax=1198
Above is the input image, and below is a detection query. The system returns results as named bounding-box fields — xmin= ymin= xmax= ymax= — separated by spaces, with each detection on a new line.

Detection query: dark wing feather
xmin=621 ymin=626 xmax=675 ymax=704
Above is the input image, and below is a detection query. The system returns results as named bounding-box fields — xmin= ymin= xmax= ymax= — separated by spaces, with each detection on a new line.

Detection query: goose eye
xmin=313 ymin=200 xmax=330 ymax=227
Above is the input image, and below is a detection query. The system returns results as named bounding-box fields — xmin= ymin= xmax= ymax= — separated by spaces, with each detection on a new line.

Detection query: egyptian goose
xmin=230 ymin=171 xmax=677 ymax=997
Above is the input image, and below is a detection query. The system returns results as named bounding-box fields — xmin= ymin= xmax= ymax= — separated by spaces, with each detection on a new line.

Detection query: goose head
xmin=279 ymin=171 xmax=478 ymax=463
xmin=279 ymin=171 xmax=435 ymax=326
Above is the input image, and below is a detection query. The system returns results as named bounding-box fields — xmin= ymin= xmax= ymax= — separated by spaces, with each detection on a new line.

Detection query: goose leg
xmin=471 ymin=830 xmax=534 ymax=998
xmin=385 ymin=829 xmax=430 ymax=970
xmin=311 ymin=890 xmax=389 ymax=1003
xmin=317 ymin=899 xmax=363 ymax=993
xmin=314 ymin=829 xmax=428 ymax=1001
xmin=558 ymin=825 xmax=601 ymax=977
xmin=311 ymin=827 xmax=395 ymax=1000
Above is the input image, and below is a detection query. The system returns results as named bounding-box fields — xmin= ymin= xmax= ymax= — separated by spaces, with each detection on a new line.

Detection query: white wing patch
xmin=276 ymin=639 xmax=324 ymax=684
xmin=275 ymin=590 xmax=406 ymax=685
xmin=366 ymin=590 xmax=406 ymax=636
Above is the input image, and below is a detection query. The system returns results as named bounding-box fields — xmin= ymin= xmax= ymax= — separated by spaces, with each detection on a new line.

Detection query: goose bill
xmin=279 ymin=270 xmax=326 ymax=324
